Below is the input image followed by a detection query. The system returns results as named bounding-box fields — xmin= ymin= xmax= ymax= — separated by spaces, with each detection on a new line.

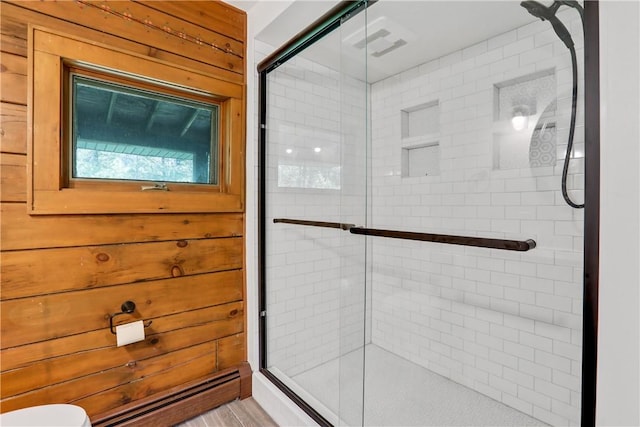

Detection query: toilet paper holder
xmin=109 ymin=301 xmax=152 ymax=334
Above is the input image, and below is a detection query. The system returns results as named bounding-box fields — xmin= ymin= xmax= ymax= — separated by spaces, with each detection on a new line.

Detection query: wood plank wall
xmin=0 ymin=0 xmax=247 ymax=419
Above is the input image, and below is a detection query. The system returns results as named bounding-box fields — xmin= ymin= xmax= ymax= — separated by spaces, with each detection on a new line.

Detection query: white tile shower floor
xmin=290 ymin=344 xmax=548 ymax=426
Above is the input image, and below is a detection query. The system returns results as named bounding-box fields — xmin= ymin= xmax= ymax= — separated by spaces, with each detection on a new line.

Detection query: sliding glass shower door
xmin=259 ymin=1 xmax=595 ymax=425
xmin=260 ymin=3 xmax=370 ymax=425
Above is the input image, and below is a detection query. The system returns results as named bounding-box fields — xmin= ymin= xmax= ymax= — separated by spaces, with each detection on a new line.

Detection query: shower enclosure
xmin=258 ymin=1 xmax=598 ymax=425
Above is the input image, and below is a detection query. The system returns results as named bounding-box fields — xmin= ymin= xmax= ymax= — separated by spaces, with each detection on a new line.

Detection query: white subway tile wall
xmin=370 ymin=9 xmax=583 ymax=426
xmin=261 ymin=5 xmax=584 ymax=426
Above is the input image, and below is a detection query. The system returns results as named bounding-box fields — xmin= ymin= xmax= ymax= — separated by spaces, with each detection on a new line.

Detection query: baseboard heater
xmin=91 ymin=362 xmax=252 ymax=427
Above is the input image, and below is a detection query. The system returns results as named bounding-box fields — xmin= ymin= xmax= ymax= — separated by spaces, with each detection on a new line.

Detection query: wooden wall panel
xmin=72 ymin=348 xmax=223 ymax=416
xmin=0 ymin=33 xmax=26 ymax=57
xmin=2 ymin=306 xmax=243 ymax=396
xmin=0 ymin=0 xmax=248 ymax=419
xmin=0 ymin=104 xmax=27 ymax=154
xmin=2 ymin=302 xmax=244 ymax=371
xmin=0 ymin=204 xmax=243 ymax=250
xmin=1 ymin=342 xmax=218 ymax=414
xmin=9 ymin=1 xmax=243 ymax=79
xmin=1 ymin=2 xmax=243 ymax=84
xmin=1 ymin=271 xmax=243 ymax=348
xmin=0 ymin=153 xmax=26 ymax=202
xmin=218 ymin=333 xmax=247 ymax=370
xmin=1 ymin=238 xmax=244 ymax=299
xmin=32 ymin=0 xmax=244 ymax=53
xmin=138 ymin=1 xmax=246 ymax=42
xmin=0 ymin=52 xmax=27 ymax=105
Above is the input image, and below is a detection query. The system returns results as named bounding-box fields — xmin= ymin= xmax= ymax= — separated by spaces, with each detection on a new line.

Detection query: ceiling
xmin=256 ymin=0 xmax=543 ymax=83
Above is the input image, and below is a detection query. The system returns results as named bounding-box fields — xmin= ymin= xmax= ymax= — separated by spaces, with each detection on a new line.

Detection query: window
xmin=30 ymin=27 xmax=244 ymax=214
xmin=70 ymin=73 xmax=220 ymax=185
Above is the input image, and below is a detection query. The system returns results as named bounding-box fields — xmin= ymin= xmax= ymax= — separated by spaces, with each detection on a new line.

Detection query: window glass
xmin=72 ymin=75 xmax=219 ymax=184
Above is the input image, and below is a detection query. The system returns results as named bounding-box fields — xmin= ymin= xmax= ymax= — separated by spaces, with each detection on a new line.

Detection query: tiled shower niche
xmin=493 ymin=70 xmax=557 ymax=170
xmin=401 ymin=101 xmax=440 ymax=177
xmin=402 ymin=143 xmax=440 ymax=177
xmin=401 ymin=100 xmax=439 ymax=139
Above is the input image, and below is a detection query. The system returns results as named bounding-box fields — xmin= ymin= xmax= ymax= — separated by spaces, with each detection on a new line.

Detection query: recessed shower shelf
xmin=400 ymin=100 xmax=441 ymax=177
xmin=401 ymin=141 xmax=440 ymax=177
xmin=401 ymin=100 xmax=439 ymax=139
xmin=492 ymin=69 xmax=558 ymax=170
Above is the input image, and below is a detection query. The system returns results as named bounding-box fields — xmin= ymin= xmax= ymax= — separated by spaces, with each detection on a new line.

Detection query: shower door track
xmin=273 ymin=217 xmax=536 ymax=251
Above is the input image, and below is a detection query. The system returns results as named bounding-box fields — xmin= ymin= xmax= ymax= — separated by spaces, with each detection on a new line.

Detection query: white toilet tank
xmin=0 ymin=404 xmax=91 ymax=427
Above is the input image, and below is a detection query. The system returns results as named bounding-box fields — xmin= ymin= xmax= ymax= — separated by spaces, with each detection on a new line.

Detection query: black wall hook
xmin=109 ymin=301 xmax=152 ymax=334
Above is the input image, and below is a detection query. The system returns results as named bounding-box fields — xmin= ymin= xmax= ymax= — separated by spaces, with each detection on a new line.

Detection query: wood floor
xmin=176 ymin=398 xmax=278 ymax=427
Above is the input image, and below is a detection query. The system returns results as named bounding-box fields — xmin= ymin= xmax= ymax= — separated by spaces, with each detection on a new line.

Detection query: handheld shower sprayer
xmin=520 ymin=0 xmax=574 ymax=48
xmin=520 ymin=0 xmax=584 ymax=209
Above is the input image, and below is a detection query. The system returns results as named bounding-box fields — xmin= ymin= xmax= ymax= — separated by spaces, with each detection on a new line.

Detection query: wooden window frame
xmin=28 ymin=26 xmax=245 ymax=214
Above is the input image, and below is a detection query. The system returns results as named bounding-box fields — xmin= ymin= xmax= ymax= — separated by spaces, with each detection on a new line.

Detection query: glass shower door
xmin=261 ymin=3 xmax=369 ymax=425
xmin=260 ymin=0 xmax=591 ymax=425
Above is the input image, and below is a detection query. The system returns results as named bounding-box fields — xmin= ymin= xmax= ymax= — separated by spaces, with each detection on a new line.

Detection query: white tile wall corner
xmin=369 ymin=10 xmax=584 ymax=426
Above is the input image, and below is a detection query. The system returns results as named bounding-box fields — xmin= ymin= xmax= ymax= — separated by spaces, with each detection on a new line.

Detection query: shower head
xmin=520 ymin=0 xmax=575 ymax=48
xmin=521 ymin=0 xmax=553 ymax=20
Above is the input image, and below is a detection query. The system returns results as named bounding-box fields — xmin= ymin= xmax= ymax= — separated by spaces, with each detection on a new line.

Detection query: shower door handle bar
xmin=273 ymin=218 xmax=355 ymax=230
xmin=349 ymin=227 xmax=536 ymax=252
xmin=273 ymin=218 xmax=536 ymax=251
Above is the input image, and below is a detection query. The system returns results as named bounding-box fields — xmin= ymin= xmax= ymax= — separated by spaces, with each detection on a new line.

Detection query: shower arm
xmin=273 ymin=218 xmax=536 ymax=252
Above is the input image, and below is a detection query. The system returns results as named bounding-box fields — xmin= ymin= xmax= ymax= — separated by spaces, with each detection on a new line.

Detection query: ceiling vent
xmin=344 ymin=16 xmax=414 ymax=58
